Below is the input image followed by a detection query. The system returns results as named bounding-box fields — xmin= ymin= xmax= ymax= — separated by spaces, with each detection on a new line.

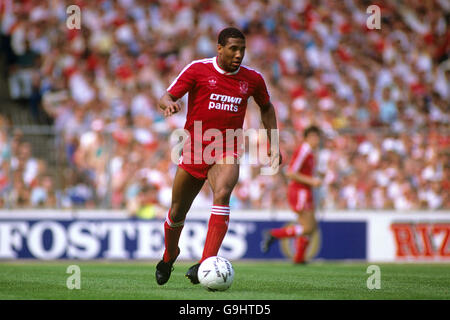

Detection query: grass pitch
xmin=0 ymin=261 xmax=448 ymax=300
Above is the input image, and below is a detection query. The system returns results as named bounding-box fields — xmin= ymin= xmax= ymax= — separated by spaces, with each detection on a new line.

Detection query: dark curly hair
xmin=218 ymin=27 xmax=245 ymax=46
xmin=304 ymin=125 xmax=322 ymax=138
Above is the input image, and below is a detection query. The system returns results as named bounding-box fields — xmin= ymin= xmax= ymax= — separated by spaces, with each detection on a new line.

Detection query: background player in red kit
xmin=156 ymin=27 xmax=281 ymax=285
xmin=261 ymin=126 xmax=322 ymax=264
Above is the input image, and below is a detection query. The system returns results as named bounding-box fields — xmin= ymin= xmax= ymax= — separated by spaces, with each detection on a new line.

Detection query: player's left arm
xmin=258 ymin=101 xmax=282 ymax=166
xmin=254 ymin=71 xmax=282 ymax=167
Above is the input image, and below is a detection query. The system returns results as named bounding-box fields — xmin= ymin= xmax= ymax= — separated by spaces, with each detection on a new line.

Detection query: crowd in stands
xmin=0 ymin=0 xmax=449 ymax=213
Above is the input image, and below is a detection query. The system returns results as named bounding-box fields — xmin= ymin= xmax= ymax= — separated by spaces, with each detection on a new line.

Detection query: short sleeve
xmin=288 ymin=144 xmax=310 ymax=173
xmin=253 ymin=72 xmax=270 ymax=107
xmin=167 ymin=62 xmax=197 ymax=99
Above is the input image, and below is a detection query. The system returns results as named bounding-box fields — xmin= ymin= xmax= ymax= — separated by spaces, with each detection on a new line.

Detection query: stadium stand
xmin=0 ymin=0 xmax=448 ymax=211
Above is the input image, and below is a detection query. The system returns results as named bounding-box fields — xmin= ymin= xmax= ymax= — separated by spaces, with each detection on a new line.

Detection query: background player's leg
xmin=262 ymin=209 xmax=317 ymax=256
xmin=293 ymin=210 xmax=317 ymax=263
xmin=270 ymin=223 xmax=304 ymax=239
xmin=297 ymin=210 xmax=317 ymax=236
xmin=163 ymin=167 xmax=205 ymax=262
xmin=200 ymin=159 xmax=239 ymax=262
xmin=293 ymin=236 xmax=310 ymax=263
xmin=269 ymin=187 xmax=316 ymax=239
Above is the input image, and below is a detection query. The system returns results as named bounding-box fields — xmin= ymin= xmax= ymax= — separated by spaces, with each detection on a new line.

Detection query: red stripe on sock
xmin=200 ymin=213 xmax=229 ymax=263
xmin=163 ymin=210 xmax=183 ymax=263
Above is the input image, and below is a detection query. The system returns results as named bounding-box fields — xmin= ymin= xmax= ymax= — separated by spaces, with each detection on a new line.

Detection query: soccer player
xmin=155 ymin=27 xmax=281 ymax=285
xmin=261 ymin=125 xmax=322 ymax=264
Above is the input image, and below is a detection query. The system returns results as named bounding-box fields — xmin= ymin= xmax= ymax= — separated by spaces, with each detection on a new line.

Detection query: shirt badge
xmin=239 ymin=81 xmax=248 ymax=95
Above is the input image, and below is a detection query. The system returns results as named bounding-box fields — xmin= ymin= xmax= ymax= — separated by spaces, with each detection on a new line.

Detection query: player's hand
xmin=268 ymin=149 xmax=282 ymax=168
xmin=311 ymin=177 xmax=322 ymax=187
xmin=163 ymin=101 xmax=181 ymax=117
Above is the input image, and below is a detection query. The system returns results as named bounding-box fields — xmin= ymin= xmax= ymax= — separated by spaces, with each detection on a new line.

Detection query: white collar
xmin=303 ymin=141 xmax=312 ymax=151
xmin=213 ymin=56 xmax=240 ymax=75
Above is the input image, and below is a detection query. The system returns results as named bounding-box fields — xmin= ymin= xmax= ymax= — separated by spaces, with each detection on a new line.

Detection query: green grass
xmin=0 ymin=261 xmax=449 ymax=300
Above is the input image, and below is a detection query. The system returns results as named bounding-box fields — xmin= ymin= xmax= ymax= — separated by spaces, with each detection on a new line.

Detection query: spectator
xmin=1 ymin=0 xmax=448 ymax=212
xmin=378 ymin=86 xmax=398 ymax=125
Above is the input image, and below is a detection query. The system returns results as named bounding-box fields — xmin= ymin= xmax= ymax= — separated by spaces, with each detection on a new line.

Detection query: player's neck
xmin=214 ymin=56 xmax=239 ymax=75
xmin=216 ymin=57 xmax=229 ymax=72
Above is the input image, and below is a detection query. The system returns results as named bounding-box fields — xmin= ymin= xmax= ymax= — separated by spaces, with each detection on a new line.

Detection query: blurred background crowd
xmin=0 ymin=0 xmax=449 ymax=214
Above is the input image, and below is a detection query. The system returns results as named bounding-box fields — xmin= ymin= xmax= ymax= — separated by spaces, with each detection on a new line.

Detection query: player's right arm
xmin=286 ymin=145 xmax=321 ymax=187
xmin=158 ymin=92 xmax=181 ymax=117
xmin=159 ymin=60 xmax=198 ymax=117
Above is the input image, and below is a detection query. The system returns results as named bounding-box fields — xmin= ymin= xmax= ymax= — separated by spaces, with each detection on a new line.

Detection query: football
xmin=198 ymin=256 xmax=234 ymax=291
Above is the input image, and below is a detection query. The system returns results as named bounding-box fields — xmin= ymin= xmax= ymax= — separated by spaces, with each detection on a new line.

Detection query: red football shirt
xmin=167 ymin=56 xmax=270 ymax=135
xmin=287 ymin=142 xmax=315 ymax=190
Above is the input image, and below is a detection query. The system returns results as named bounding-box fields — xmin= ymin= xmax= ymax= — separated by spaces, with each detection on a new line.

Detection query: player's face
xmin=217 ymin=37 xmax=246 ymax=72
xmin=307 ymin=133 xmax=321 ymax=150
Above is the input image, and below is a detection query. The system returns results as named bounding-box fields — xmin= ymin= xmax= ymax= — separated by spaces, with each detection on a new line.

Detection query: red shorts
xmin=178 ymin=150 xmax=240 ymax=180
xmin=287 ymin=186 xmax=314 ymax=212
